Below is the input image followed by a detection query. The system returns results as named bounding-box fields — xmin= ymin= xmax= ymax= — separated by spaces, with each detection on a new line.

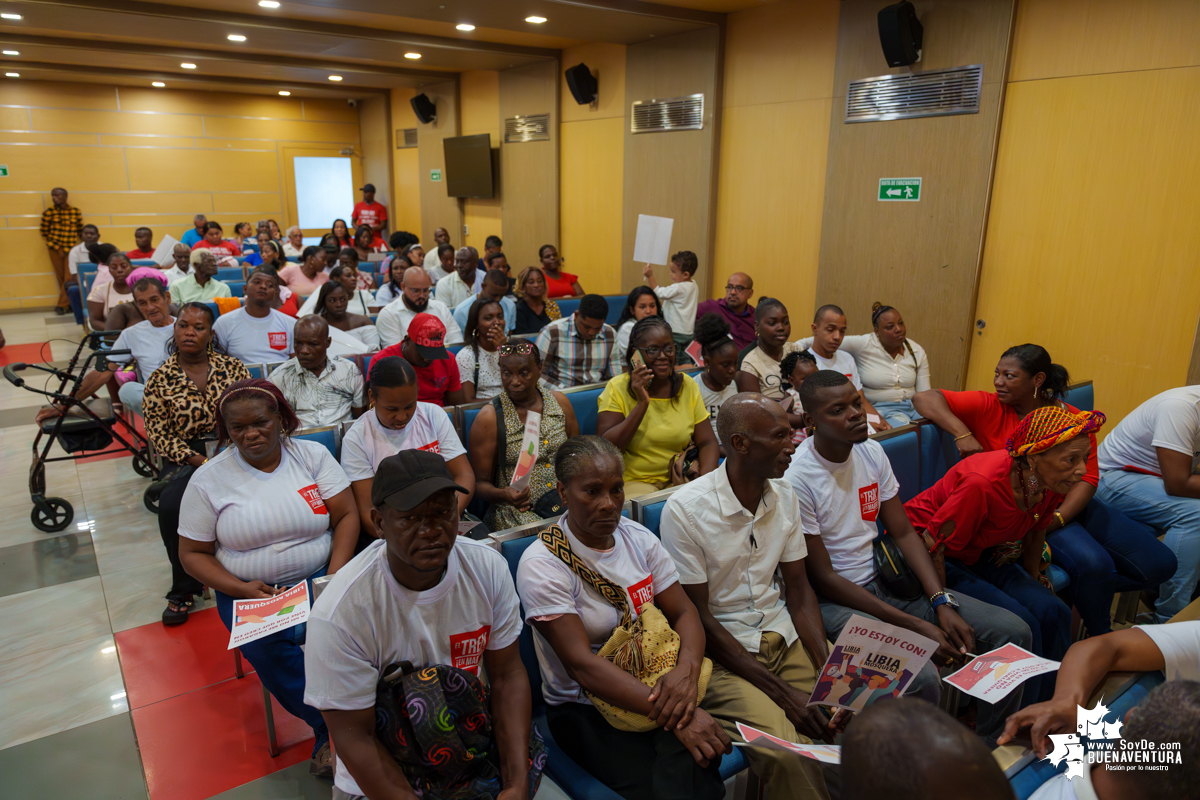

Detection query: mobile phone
xmin=632 ymin=350 xmax=645 ymax=369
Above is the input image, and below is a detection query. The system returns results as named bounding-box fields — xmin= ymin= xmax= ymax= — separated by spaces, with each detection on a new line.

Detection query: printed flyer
xmin=510 ymin=410 xmax=541 ymax=491
xmin=808 ymin=614 xmax=937 ymax=712
xmin=734 ymin=722 xmax=841 ymax=764
xmin=944 ymin=643 xmax=1060 ymax=702
xmin=227 ymin=582 xmax=310 ymax=650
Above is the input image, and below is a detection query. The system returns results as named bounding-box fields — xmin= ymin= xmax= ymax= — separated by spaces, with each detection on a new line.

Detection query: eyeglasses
xmin=725 ymin=284 xmax=751 ymax=293
xmin=637 ymin=344 xmax=676 ymax=358
xmin=499 ymin=342 xmax=535 ymax=356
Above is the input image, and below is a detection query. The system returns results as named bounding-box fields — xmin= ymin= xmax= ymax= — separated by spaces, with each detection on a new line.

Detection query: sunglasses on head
xmin=499 ymin=342 xmax=535 ymax=356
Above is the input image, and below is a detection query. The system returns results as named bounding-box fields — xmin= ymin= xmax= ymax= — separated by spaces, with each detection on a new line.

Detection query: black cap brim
xmin=378 ymin=476 xmax=467 ymax=511
xmin=413 ymin=341 xmax=450 ymax=361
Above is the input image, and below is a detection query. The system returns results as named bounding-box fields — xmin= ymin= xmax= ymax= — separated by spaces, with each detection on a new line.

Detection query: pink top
xmin=277 ymin=264 xmax=329 ymax=298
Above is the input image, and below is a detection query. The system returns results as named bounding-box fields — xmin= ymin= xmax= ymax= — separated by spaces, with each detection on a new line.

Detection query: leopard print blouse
xmin=143 ymin=352 xmax=251 ymax=465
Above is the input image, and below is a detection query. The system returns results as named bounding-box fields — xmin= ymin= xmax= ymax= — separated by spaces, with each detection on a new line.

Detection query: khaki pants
xmin=623 ymin=479 xmax=670 ymax=498
xmin=702 ymin=632 xmax=831 ymax=800
xmin=47 ymin=246 xmax=70 ymax=307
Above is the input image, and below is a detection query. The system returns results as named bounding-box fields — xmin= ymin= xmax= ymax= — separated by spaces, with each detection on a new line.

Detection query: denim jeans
xmin=870 ymin=399 xmax=921 ymax=428
xmin=819 ymin=576 xmax=1032 ymax=744
xmin=944 ymin=558 xmax=1072 ymax=705
xmin=66 ymin=283 xmax=84 ymax=325
xmin=117 ymin=381 xmax=145 ymax=417
xmin=1096 ymin=469 xmax=1197 ymax=621
xmin=215 ymin=566 xmax=329 ymax=755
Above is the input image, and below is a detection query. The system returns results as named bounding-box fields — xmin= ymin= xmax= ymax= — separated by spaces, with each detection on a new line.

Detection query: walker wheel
xmin=31 ymin=498 xmax=73 ymax=533
xmin=143 ymin=484 xmax=162 ymax=514
xmin=132 ymin=456 xmax=155 ymax=478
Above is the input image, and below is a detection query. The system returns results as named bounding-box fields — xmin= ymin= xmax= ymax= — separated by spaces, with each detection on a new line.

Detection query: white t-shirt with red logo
xmin=212 ymin=307 xmax=295 ymax=365
xmin=516 ymin=515 xmax=680 ymax=706
xmin=1097 ymin=386 xmax=1200 ymax=476
xmin=784 ymin=437 xmax=899 ymax=587
xmin=178 ymin=439 xmax=350 ymax=585
xmin=808 ymin=348 xmax=863 ymax=391
xmin=304 ymin=537 xmax=522 ymax=796
xmin=339 ymin=402 xmax=465 ymax=482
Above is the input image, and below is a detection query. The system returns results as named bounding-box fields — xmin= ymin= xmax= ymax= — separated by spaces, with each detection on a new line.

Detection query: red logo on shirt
xmin=268 ymin=332 xmax=288 ymax=351
xmin=859 ymin=483 xmax=880 ymax=522
xmin=627 ymin=575 xmax=654 ymax=612
xmin=297 ymin=484 xmax=328 ymax=514
xmin=450 ymin=625 xmax=491 ymax=675
xmin=418 ymin=441 xmax=441 ymax=454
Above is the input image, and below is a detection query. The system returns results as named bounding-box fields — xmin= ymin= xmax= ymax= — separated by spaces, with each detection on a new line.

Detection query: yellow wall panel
xmin=560 ymin=43 xmax=626 ymax=123
xmin=0 ymin=299 xmax=21 ymax=311
xmin=67 ymin=191 xmax=213 ymax=215
xmin=194 ymin=138 xmax=277 ymax=151
xmin=0 ymin=228 xmax=56 ymax=274
xmin=971 ymin=67 xmax=1200 ymax=426
xmin=301 ymin=99 xmax=360 ymax=124
xmin=463 ymin=198 xmax=502 ymax=253
xmin=560 ymin=117 xmax=624 ymax=295
xmin=0 ymin=82 xmax=118 ymax=110
xmin=392 ymin=146 xmax=422 ymax=238
xmin=0 ymin=107 xmax=31 ymax=130
xmin=0 ymin=194 xmax=54 ymax=216
xmin=460 ymin=70 xmax=501 ymax=139
xmin=126 ymin=148 xmax=279 ymax=192
xmin=724 ymin=0 xmax=840 ymax=108
xmin=117 ymin=87 xmax=305 ymax=120
xmin=99 ymin=135 xmax=196 ymax=148
xmin=4 ymin=273 xmax=62 ymax=297
xmin=0 ymin=131 xmax=95 ymax=145
xmin=211 ymin=193 xmax=283 ymax=215
xmin=31 ymin=108 xmax=203 ymax=137
xmin=0 ymin=145 xmax=130 ymax=191
xmin=202 ymin=116 xmax=358 ymax=143
xmin=110 ymin=214 xmax=204 ymax=228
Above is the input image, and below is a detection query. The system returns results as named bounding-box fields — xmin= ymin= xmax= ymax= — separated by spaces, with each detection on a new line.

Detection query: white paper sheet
xmin=227 ymin=582 xmax=310 ymax=650
xmin=943 ymin=644 xmax=1060 ymax=702
xmin=734 ymin=722 xmax=842 ymax=764
xmin=151 ymin=234 xmax=182 ymax=268
xmin=633 ymin=215 xmax=674 ymax=266
xmin=510 ymin=410 xmax=541 ymax=491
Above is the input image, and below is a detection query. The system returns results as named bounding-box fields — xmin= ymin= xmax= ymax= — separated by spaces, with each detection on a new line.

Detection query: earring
xmin=1026 ymin=470 xmax=1040 ymax=493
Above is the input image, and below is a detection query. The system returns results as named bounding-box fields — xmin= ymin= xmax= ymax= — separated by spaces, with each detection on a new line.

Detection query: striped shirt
xmin=534 ymin=315 xmax=621 ymax=389
xmin=39 ymin=204 xmax=83 ymax=251
xmin=268 ymin=356 xmax=363 ymax=428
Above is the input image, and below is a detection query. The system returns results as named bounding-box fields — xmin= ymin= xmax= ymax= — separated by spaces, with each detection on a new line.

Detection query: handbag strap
xmin=538 ymin=525 xmax=632 ymax=627
xmin=491 ymin=395 xmax=506 ymax=489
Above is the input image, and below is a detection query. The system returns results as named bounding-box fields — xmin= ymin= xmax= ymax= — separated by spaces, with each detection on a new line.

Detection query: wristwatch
xmin=929 ymin=590 xmax=960 ymax=612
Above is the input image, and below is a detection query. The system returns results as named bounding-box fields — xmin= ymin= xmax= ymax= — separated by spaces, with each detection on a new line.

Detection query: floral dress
xmin=486 ymin=385 xmax=568 ymax=530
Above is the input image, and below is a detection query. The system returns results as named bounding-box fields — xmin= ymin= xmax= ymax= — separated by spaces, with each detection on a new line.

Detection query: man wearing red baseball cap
xmin=375 ymin=312 xmax=467 ymax=407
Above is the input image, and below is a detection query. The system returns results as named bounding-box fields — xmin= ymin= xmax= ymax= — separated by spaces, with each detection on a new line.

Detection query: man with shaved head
xmin=376 ymin=266 xmax=463 ymax=347
xmin=696 ymin=272 xmax=757 ymax=349
xmin=268 ymin=315 xmax=364 ymax=428
xmin=661 ymin=394 xmax=833 ymax=800
xmin=422 ymin=226 xmax=452 ymax=273
xmin=435 ymin=246 xmax=484 ymax=310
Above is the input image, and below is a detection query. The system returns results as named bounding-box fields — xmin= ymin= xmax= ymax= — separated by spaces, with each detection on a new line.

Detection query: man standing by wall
xmin=39 ymin=187 xmax=83 ymax=315
xmin=351 ymin=184 xmax=387 ymax=238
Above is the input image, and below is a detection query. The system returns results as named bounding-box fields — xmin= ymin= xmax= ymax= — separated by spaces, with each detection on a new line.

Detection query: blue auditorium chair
xmin=602 ymin=295 xmax=625 ymax=326
xmin=227 ymin=281 xmax=245 ymax=298
xmin=216 ymin=267 xmax=243 ymax=282
xmin=560 ymin=384 xmax=606 ymax=436
xmin=556 ymin=297 xmax=581 ymax=318
xmin=293 ymin=424 xmax=340 ymax=460
xmin=1062 ymin=381 xmax=1094 ymax=412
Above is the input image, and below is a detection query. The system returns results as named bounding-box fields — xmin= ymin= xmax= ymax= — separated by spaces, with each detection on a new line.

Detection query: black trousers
xmin=545 ymin=702 xmax=724 ymax=800
xmin=156 ymin=462 xmax=204 ymax=598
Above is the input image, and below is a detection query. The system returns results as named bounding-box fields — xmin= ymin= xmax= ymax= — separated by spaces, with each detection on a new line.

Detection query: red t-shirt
xmin=543 ymin=270 xmax=579 ymax=299
xmin=352 ymin=201 xmax=388 ymax=229
xmin=940 ymin=390 xmax=1099 ymax=487
xmin=126 ymin=248 xmax=156 ymax=260
xmin=903 ymin=450 xmax=1061 ymax=566
xmin=191 ymin=239 xmax=242 ymax=258
xmin=376 ymin=342 xmax=461 ymax=406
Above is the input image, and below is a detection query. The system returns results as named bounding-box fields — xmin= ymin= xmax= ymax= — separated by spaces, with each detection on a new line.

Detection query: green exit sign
xmin=879 ymin=177 xmax=921 ymax=201
xmin=0 ymin=165 xmax=8 ymax=177
xmin=430 ymin=168 xmax=442 ymax=182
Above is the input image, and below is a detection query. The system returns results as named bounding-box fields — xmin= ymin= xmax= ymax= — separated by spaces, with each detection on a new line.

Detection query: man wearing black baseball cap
xmin=352 ymin=183 xmax=388 ymax=237
xmin=305 ymin=450 xmax=533 ymax=799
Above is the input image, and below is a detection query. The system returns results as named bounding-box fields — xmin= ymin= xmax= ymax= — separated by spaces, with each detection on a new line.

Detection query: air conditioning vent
xmin=504 ymin=114 xmax=550 ymax=143
xmin=631 ymin=94 xmax=704 ymax=133
xmin=846 ymin=65 xmax=982 ymax=123
xmin=396 ymin=128 xmax=417 ymax=148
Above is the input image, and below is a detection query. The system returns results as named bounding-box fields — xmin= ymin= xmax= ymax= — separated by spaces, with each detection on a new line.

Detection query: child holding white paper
xmin=643 ymin=250 xmax=699 ymax=364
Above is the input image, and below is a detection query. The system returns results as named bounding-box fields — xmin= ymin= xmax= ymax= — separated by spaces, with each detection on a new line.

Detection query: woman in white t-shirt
xmin=177 ymin=379 xmax=359 ymax=778
xmin=308 ymin=275 xmax=380 ymax=352
xmin=340 ymin=355 xmax=475 ymax=537
xmin=515 ymin=436 xmax=729 ymax=800
xmin=613 ymin=286 xmax=661 ymax=367
xmin=457 ymin=297 xmax=505 ymax=401
xmin=804 ymin=304 xmax=892 ymax=432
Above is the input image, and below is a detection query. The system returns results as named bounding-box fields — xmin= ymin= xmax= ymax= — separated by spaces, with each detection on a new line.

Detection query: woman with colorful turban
xmin=903 ymin=407 xmax=1106 ymax=704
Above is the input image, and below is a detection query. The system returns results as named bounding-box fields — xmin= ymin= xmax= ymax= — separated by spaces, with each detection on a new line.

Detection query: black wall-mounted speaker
xmin=410 ymin=93 xmax=437 ymax=124
xmin=564 ymin=63 xmax=598 ymax=105
xmin=878 ymin=1 xmax=923 ymax=67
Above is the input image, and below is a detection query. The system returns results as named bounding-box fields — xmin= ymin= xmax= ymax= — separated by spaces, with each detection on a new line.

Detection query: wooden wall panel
xmin=499 ymin=60 xmax=560 ymax=273
xmin=416 ymin=79 xmax=464 ymax=253
xmin=389 ymin=87 xmax=423 ymax=239
xmin=817 ymin=0 xmax=1016 ymax=389
xmin=358 ymin=95 xmax=393 ymax=229
xmin=622 ymin=26 xmax=721 ymax=297
xmin=460 ymin=70 xmax=503 ymax=252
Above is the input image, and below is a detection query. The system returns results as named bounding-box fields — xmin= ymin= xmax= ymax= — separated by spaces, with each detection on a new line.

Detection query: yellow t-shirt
xmin=598 ymin=372 xmax=709 ymax=484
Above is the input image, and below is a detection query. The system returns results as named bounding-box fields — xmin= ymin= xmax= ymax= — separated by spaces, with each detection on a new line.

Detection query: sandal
xmin=309 ymin=741 xmax=333 ymax=780
xmin=162 ymin=594 xmax=194 ymax=626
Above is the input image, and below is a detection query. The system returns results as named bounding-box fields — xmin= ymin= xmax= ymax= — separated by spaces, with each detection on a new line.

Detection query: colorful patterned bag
xmin=374 ymin=662 xmax=547 ymax=799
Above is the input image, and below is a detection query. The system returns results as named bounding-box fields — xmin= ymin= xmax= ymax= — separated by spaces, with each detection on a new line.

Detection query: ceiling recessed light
xmin=525 ymin=16 xmax=547 ymax=23
xmin=404 ymin=52 xmax=421 ymax=59
xmin=456 ymin=23 xmax=474 ymax=31
xmin=227 ymin=34 xmax=246 ymax=42
xmin=152 ymin=81 xmax=165 ymax=87
xmin=181 ymin=62 xmax=196 ymax=69
xmin=2 ymin=50 xmax=17 ymax=55
xmin=278 ymin=90 xmax=290 ymax=96
xmin=4 ymin=72 xmax=17 ymax=77
xmin=328 ymin=75 xmax=342 ymax=81
xmin=258 ymin=0 xmax=280 ymax=6
xmin=1 ymin=13 xmax=22 ymax=20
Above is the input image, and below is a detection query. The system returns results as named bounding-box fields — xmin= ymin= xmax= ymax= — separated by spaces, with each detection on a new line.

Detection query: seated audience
xmin=696 ymin=272 xmax=757 ymax=350
xmin=802 ymin=305 xmax=892 ymax=432
xmin=268 ymin=316 xmax=364 ymax=428
xmin=913 ymin=345 xmax=1175 ymax=637
xmin=339 ymin=357 xmax=474 ymax=535
xmin=181 ymin=214 xmax=206 ymax=248
xmin=842 ymin=698 xmax=1014 ymax=800
xmin=452 ymin=268 xmax=516 ymax=335
xmin=436 ymin=247 xmax=484 ymax=309
xmin=1096 ymin=385 xmax=1200 ymax=622
xmin=598 ymin=316 xmax=719 ymax=497
xmin=190 ymin=222 xmax=241 ymax=262
xmin=162 ymin=242 xmax=191 ymax=285
xmin=352 ymin=223 xmax=385 ymax=260
xmin=268 ymin=219 xmax=282 ymax=240
xmin=126 ymin=226 xmax=156 ymax=260
xmin=516 ymin=436 xmax=731 ymax=800
xmin=63 ymin=224 xmax=103 ymax=323
xmin=422 ymin=226 xmax=452 ymax=274
xmin=643 ymin=250 xmax=699 ymax=362
xmin=336 ymin=247 xmax=375 ymax=291
xmin=468 ymin=339 xmax=580 ymax=529
xmin=318 ymin=233 xmax=341 ymax=261
xmin=787 ymin=370 xmax=1033 ymax=744
xmin=299 ymin=263 xmax=373 ymax=317
xmin=309 ymin=278 xmax=380 ymax=352
xmin=694 ymin=313 xmax=740 ymax=444
xmin=212 ymin=268 xmax=295 ymax=364
xmin=330 ymin=218 xmax=351 ymax=248
xmin=278 ymin=246 xmax=329 ymax=297
xmin=305 ymin=450 xmax=533 ymax=800
xmin=457 ymin=298 xmax=506 ymax=401
xmin=735 ymin=298 xmax=802 ymax=400
xmin=231 ymin=221 xmax=254 ymax=252
xmin=426 ymin=241 xmax=455 ymax=284
xmin=539 ymin=244 xmax=584 ymax=298
xmin=373 ymin=254 xmax=407 ymax=306
xmin=376 ymin=266 xmax=463 ymax=347
xmin=481 ymin=234 xmax=503 ymax=264
xmin=661 ymin=394 xmax=835 ymax=800
xmin=179 ymin=379 xmax=358 ymax=779
xmin=614 ymin=286 xmax=661 ymax=365
xmin=535 ymin=294 xmax=619 ymax=390
xmin=86 ymin=250 xmax=135 ymax=329
xmin=904 ymin=406 xmax=1107 ymax=702
xmin=512 ymin=266 xmax=562 ymax=335
xmin=172 ymin=250 xmax=231 ymax=304
xmin=483 ymin=250 xmax=509 ymax=285
xmin=143 ymin=303 xmax=251 ymax=625
xmin=101 ymin=268 xmax=171 ymax=332
xmin=283 ymin=225 xmax=305 ymax=257
xmin=246 ymin=238 xmax=286 ymax=277
xmin=780 ymin=350 xmax=819 ymax=443
xmin=375 ymin=314 xmax=465 ymax=407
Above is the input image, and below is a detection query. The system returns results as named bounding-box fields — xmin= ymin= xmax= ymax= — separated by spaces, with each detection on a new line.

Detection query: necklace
xmin=1015 ymin=462 xmax=1040 ymax=521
